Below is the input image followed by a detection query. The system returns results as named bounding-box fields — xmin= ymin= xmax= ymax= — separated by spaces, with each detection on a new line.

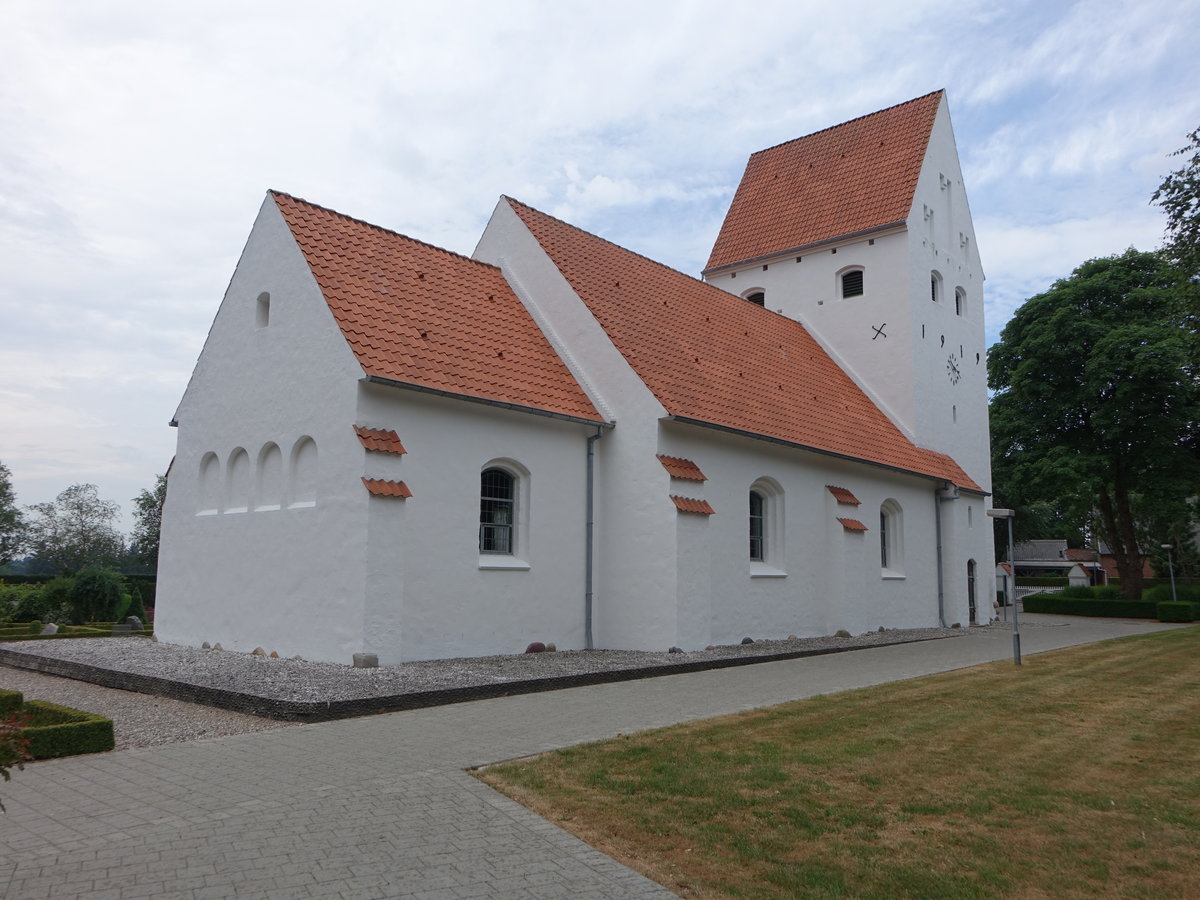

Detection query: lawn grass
xmin=476 ymin=627 xmax=1200 ymax=898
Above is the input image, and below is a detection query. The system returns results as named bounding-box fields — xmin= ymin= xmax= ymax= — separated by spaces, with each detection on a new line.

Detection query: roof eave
xmin=361 ymin=375 xmax=612 ymax=429
xmin=664 ymin=415 xmax=985 ymax=494
xmin=703 ymin=220 xmax=908 ymax=277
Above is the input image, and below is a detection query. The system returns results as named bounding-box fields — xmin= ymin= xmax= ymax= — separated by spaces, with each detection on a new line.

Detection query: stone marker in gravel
xmin=40 ymin=623 xmax=58 ymax=635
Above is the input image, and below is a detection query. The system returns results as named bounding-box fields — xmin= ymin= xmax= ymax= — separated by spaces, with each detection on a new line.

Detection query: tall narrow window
xmin=841 ymin=269 xmax=864 ymax=297
xmin=480 ymin=468 xmax=515 ymax=554
xmin=880 ymin=499 xmax=903 ymax=574
xmin=879 ymin=508 xmax=889 ymax=568
xmin=256 ymin=292 xmax=270 ymax=328
xmin=955 ymin=287 xmax=965 ymax=316
xmin=931 ymin=271 xmax=942 ymax=303
xmin=749 ymin=490 xmax=765 ymax=561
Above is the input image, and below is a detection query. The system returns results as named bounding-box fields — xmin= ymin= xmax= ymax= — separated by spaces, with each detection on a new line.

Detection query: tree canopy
xmin=1152 ymin=126 xmax=1200 ymax=281
xmin=130 ymin=475 xmax=166 ymax=572
xmin=0 ymin=462 xmax=23 ymax=567
xmin=988 ymin=249 xmax=1200 ymax=597
xmin=23 ymin=483 xmax=125 ymax=574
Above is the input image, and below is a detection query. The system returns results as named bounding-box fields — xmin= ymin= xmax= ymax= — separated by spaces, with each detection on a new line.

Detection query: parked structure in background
xmin=157 ymin=91 xmax=996 ymax=664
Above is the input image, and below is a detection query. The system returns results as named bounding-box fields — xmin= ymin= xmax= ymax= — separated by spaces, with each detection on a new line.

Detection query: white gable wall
xmin=156 ymin=197 xmax=371 ymax=663
xmin=474 ymin=202 xmax=685 ymax=651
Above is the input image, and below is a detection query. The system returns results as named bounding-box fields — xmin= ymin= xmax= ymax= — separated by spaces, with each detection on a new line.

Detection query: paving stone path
xmin=0 ymin=616 xmax=1184 ymax=899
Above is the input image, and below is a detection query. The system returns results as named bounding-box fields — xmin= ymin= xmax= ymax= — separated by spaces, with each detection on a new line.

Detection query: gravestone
xmin=40 ymin=623 xmax=58 ymax=635
xmin=125 ymin=616 xmax=143 ymax=631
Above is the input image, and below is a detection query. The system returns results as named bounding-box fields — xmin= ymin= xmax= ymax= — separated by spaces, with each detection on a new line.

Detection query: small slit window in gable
xmin=256 ymin=292 xmax=270 ymax=328
xmin=841 ymin=270 xmax=864 ymax=298
xmin=744 ymin=291 xmax=765 ymax=307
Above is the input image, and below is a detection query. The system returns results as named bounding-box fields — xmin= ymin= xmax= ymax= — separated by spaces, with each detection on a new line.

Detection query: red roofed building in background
xmin=157 ymin=91 xmax=996 ymax=664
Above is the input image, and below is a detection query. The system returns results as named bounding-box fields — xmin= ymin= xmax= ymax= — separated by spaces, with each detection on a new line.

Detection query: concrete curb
xmin=0 ymin=635 xmax=941 ymax=722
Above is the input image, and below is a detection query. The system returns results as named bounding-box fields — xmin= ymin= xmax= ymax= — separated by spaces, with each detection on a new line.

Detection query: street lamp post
xmin=989 ymin=508 xmax=1020 ymax=665
xmin=1162 ymin=544 xmax=1178 ymax=604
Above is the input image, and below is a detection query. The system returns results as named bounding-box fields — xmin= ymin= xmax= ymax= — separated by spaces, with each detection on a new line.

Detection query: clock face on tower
xmin=946 ymin=353 xmax=961 ymax=385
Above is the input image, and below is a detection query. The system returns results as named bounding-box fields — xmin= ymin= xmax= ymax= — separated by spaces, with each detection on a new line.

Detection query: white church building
xmin=156 ymin=90 xmax=995 ymax=664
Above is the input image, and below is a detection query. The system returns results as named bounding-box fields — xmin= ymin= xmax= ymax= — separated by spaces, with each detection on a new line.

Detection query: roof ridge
xmin=269 ymin=190 xmax=502 ymax=273
xmin=502 ymin=195 xmax=722 ymax=290
xmin=748 ymin=89 xmax=943 ymax=159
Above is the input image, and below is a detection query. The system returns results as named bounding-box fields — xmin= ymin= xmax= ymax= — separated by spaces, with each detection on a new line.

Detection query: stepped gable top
xmin=705 ymin=91 xmax=943 ymax=272
xmin=271 ymin=191 xmax=603 ymax=424
xmin=506 ymin=197 xmax=979 ymax=490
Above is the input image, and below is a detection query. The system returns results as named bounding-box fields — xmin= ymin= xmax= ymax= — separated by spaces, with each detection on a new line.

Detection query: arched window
xmin=743 ymin=289 xmax=766 ymax=307
xmin=840 ymin=268 xmax=864 ymax=298
xmin=880 ymin=499 xmax=904 ymax=574
xmin=749 ymin=490 xmax=765 ymax=561
xmin=930 ymin=271 xmax=942 ymax=303
xmin=748 ymin=478 xmax=785 ymax=573
xmin=480 ymin=468 xmax=516 ymax=554
xmin=954 ymin=287 xmax=965 ymax=316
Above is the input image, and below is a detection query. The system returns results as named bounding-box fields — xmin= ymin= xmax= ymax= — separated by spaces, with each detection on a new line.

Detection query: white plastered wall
xmin=156 ymin=196 xmax=371 ymax=663
xmin=355 ymin=383 xmax=595 ymax=663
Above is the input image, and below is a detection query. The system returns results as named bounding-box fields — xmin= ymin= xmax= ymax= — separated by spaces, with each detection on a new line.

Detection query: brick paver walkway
xmin=0 ymin=616 xmax=1184 ymax=899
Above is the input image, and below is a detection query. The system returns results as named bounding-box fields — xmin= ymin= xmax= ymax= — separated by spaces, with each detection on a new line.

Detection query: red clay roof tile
xmin=706 ymin=91 xmax=942 ymax=271
xmin=826 ymin=485 xmax=861 ymax=506
xmin=362 ymin=478 xmax=412 ymax=498
xmin=271 ymin=192 xmax=603 ymax=424
xmin=354 ymin=425 xmax=406 ymax=455
xmin=507 ymin=198 xmax=979 ymax=490
xmin=671 ymin=495 xmax=715 ymax=515
xmin=837 ymin=517 xmax=869 ymax=532
xmin=657 ymin=454 xmax=707 ymax=482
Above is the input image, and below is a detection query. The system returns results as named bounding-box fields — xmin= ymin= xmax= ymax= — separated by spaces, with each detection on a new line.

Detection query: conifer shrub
xmin=66 ymin=568 xmax=125 ymax=624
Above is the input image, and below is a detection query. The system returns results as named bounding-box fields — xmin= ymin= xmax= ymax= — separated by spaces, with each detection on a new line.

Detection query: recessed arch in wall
xmin=256 ymin=292 xmax=270 ymax=328
xmin=198 ymin=452 xmax=220 ymax=515
xmin=225 ymin=448 xmax=251 ymax=513
xmin=880 ymin=498 xmax=904 ymax=575
xmin=256 ymin=442 xmax=283 ymax=510
xmin=289 ymin=437 xmax=318 ymax=508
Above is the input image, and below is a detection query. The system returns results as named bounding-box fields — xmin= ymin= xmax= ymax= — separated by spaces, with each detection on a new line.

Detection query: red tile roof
xmin=362 ymin=478 xmax=412 ymax=499
xmin=837 ymin=517 xmax=869 ymax=532
xmin=657 ymin=454 xmax=707 ymax=482
xmin=706 ymin=91 xmax=943 ymax=272
xmin=271 ymin=192 xmax=603 ymax=424
xmin=507 ymin=198 xmax=979 ymax=490
xmin=671 ymin=496 xmax=715 ymax=515
xmin=826 ymin=485 xmax=861 ymax=506
xmin=354 ymin=425 xmax=406 ymax=455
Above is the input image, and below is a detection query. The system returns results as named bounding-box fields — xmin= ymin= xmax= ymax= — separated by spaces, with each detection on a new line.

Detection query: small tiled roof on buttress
xmin=272 ymin=192 xmax=603 ymax=424
xmin=506 ymin=197 xmax=979 ymax=490
xmin=706 ymin=91 xmax=943 ymax=272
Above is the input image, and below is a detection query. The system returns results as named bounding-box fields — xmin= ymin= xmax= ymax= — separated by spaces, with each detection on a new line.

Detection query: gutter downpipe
xmin=585 ymin=425 xmax=606 ymax=650
xmin=934 ymin=483 xmax=961 ymax=627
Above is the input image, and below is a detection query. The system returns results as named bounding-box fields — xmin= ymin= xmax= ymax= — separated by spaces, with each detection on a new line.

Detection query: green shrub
xmin=1021 ymin=593 xmax=1158 ymax=618
xmin=1157 ymin=601 xmax=1198 ymax=622
xmin=1145 ymin=584 xmax=1200 ymax=606
xmin=1061 ymin=585 xmax=1095 ymax=599
xmin=1022 ymin=593 xmax=1066 ymax=614
xmin=0 ymin=582 xmax=67 ymax=624
xmin=39 ymin=576 xmax=75 ymax=623
xmin=67 ymin=568 xmax=125 ymax=625
xmin=1094 ymin=585 xmax=1121 ymax=599
xmin=19 ymin=700 xmax=114 ymax=759
xmin=0 ymin=690 xmax=22 ymax=716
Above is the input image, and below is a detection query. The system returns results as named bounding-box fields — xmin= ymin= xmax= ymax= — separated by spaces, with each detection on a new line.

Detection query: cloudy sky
xmin=2 ymin=0 xmax=1198 ymax=534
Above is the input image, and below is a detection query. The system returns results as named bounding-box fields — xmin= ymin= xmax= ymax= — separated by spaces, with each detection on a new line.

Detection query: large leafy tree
xmin=0 ymin=462 xmax=23 ymax=567
xmin=23 ymin=484 xmax=125 ymax=574
xmin=1152 ymin=126 xmax=1200 ymax=281
xmin=130 ymin=475 xmax=167 ymax=572
xmin=988 ymin=249 xmax=1200 ymax=598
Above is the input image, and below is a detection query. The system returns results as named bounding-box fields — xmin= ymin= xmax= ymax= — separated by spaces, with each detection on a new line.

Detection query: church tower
xmin=702 ymin=91 xmax=990 ymax=492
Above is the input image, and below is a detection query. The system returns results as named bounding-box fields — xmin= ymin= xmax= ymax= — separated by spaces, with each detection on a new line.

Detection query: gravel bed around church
xmin=2 ymin=626 xmax=965 ymax=704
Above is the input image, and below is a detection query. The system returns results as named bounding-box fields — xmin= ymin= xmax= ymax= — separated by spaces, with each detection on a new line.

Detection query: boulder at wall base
xmin=741 ymin=637 xmax=754 ymax=645
xmin=525 ymin=642 xmax=547 ymax=654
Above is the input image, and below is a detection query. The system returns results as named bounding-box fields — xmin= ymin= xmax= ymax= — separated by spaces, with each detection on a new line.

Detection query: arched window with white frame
xmin=742 ymin=288 xmax=766 ymax=307
xmin=839 ymin=266 xmax=864 ymax=298
xmin=749 ymin=477 xmax=785 ymax=575
xmin=955 ymin=286 xmax=965 ymax=316
xmin=480 ymin=467 xmax=516 ymax=554
xmin=930 ymin=270 xmax=943 ymax=303
xmin=880 ymin=498 xmax=904 ymax=575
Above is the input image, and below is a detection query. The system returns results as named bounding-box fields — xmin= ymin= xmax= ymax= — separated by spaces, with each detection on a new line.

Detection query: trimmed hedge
xmin=0 ymin=689 xmax=22 ymax=716
xmin=20 ymin=700 xmax=114 ymax=759
xmin=1157 ymin=601 xmax=1199 ymax=622
xmin=1016 ymin=576 xmax=1069 ymax=587
xmin=1021 ymin=593 xmax=1159 ymax=618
